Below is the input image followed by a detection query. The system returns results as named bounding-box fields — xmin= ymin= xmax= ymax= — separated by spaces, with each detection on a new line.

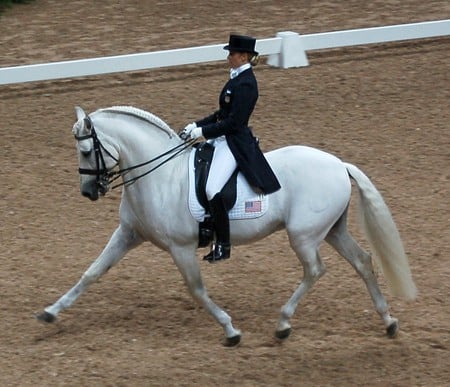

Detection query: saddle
xmin=193 ymin=142 xmax=238 ymax=247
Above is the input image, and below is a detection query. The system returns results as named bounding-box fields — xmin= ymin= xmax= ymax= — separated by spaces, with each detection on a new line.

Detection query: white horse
xmin=37 ymin=105 xmax=417 ymax=346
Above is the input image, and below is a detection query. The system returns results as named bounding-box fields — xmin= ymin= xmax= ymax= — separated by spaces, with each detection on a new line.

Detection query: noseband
xmin=74 ymin=116 xmax=195 ymax=193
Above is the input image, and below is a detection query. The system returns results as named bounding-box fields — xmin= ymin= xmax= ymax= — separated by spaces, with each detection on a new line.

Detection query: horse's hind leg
xmin=276 ymin=241 xmax=326 ymax=340
xmin=37 ymin=224 xmax=143 ymax=322
xmin=325 ymin=212 xmax=399 ymax=337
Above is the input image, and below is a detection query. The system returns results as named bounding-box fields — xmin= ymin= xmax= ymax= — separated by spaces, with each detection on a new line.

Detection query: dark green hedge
xmin=0 ymin=0 xmax=35 ymax=13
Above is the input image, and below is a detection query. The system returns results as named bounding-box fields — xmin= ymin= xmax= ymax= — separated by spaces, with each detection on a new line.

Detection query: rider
xmin=183 ymin=34 xmax=281 ymax=263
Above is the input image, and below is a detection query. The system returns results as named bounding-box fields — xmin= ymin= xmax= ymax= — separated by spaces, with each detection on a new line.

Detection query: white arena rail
xmin=0 ymin=20 xmax=449 ymax=85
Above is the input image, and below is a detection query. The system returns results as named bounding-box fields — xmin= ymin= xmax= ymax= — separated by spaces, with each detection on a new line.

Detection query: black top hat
xmin=224 ymin=34 xmax=258 ymax=56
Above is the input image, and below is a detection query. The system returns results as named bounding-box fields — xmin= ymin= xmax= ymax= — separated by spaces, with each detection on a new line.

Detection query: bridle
xmin=74 ymin=116 xmax=195 ymax=194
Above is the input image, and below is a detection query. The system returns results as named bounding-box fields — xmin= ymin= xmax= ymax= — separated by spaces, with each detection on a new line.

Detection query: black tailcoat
xmin=196 ymin=68 xmax=281 ymax=194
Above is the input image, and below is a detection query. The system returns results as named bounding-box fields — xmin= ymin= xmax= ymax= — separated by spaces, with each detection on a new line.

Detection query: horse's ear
xmin=74 ymin=106 xmax=86 ymax=121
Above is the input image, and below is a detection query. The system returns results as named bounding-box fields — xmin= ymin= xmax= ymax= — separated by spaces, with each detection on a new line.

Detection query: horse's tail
xmin=344 ymin=162 xmax=417 ymax=300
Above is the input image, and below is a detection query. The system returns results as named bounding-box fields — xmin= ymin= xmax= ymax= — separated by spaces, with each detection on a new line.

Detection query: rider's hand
xmin=190 ymin=127 xmax=203 ymax=140
xmin=180 ymin=122 xmax=197 ymax=140
xmin=184 ymin=122 xmax=197 ymax=132
xmin=183 ymin=122 xmax=197 ymax=137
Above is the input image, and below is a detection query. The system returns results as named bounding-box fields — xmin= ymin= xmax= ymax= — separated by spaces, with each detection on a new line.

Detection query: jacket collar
xmin=229 ymin=63 xmax=251 ymax=79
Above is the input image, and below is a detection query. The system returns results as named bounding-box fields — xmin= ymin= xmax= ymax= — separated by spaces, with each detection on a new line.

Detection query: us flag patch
xmin=245 ymin=200 xmax=262 ymax=213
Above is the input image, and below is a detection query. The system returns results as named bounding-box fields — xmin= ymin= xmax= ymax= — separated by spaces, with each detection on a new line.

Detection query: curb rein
xmin=74 ymin=116 xmax=196 ymax=194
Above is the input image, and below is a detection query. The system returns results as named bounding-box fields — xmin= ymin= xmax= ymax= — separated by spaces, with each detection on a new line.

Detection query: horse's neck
xmin=97 ymin=116 xmax=172 ymax=163
xmin=100 ymin=117 xmax=189 ymax=192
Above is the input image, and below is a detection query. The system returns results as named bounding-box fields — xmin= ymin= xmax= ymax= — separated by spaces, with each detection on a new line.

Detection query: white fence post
xmin=266 ymin=31 xmax=309 ymax=68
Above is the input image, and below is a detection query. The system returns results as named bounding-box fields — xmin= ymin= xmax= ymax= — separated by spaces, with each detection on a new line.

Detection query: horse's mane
xmin=95 ymin=106 xmax=176 ymax=138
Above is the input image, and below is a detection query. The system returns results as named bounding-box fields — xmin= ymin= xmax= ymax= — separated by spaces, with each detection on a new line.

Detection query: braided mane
xmin=97 ymin=106 xmax=176 ymax=137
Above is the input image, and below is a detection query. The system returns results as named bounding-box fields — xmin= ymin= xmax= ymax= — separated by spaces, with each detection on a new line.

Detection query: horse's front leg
xmin=170 ymin=244 xmax=241 ymax=346
xmin=37 ymin=224 xmax=143 ymax=323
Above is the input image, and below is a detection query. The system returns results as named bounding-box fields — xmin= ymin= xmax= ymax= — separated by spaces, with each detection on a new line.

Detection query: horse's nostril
xmin=81 ymin=189 xmax=98 ymax=201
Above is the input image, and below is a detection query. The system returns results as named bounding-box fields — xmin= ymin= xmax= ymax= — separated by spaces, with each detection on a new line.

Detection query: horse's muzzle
xmin=81 ymin=178 xmax=100 ymax=201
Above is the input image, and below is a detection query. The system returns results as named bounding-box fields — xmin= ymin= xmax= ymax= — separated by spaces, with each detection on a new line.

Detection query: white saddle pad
xmin=188 ymin=148 xmax=268 ymax=222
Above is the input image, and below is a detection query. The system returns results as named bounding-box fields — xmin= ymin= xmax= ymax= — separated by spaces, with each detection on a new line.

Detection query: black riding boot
xmin=203 ymin=193 xmax=231 ymax=263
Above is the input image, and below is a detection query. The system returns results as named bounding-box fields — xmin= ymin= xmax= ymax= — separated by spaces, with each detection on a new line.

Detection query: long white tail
xmin=344 ymin=163 xmax=417 ymax=300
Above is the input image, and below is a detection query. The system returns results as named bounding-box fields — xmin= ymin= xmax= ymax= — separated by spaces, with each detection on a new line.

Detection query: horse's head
xmin=72 ymin=106 xmax=119 ymax=201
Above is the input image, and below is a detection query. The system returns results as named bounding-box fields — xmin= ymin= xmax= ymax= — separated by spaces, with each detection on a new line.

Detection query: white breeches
xmin=206 ymin=137 xmax=238 ymax=201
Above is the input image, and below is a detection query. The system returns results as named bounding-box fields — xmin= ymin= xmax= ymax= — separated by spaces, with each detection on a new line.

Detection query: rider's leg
xmin=205 ymin=193 xmax=230 ymax=261
xmin=204 ymin=138 xmax=237 ymax=262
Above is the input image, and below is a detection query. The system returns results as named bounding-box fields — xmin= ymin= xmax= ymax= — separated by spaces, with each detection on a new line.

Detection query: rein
xmin=110 ymin=138 xmax=195 ymax=189
xmin=75 ymin=116 xmax=196 ymax=192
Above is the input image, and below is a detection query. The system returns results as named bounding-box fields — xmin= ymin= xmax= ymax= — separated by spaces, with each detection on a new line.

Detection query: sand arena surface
xmin=1 ymin=1 xmax=449 ymax=385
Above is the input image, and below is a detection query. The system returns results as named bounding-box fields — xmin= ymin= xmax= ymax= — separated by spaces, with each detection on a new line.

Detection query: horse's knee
xmin=82 ymin=259 xmax=115 ymax=285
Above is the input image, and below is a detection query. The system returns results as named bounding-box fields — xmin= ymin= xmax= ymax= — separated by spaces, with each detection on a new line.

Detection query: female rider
xmin=182 ymin=34 xmax=281 ymax=263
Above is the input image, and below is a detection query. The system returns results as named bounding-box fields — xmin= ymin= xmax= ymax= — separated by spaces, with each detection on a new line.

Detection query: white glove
xmin=184 ymin=122 xmax=197 ymax=132
xmin=179 ymin=122 xmax=197 ymax=140
xmin=190 ymin=126 xmax=203 ymax=139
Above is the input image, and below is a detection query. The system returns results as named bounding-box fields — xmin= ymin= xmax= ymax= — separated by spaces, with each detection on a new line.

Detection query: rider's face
xmin=227 ymin=51 xmax=248 ymax=69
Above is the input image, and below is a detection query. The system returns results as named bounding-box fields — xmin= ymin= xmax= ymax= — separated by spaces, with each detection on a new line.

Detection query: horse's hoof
xmin=36 ymin=311 xmax=57 ymax=323
xmin=224 ymin=334 xmax=241 ymax=347
xmin=386 ymin=321 xmax=399 ymax=338
xmin=275 ymin=327 xmax=292 ymax=340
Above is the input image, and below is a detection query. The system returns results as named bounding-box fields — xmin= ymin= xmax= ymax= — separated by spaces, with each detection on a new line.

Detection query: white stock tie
xmin=230 ymin=68 xmax=239 ymax=79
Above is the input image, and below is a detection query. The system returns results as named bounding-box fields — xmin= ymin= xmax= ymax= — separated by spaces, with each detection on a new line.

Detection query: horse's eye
xmin=81 ymin=149 xmax=92 ymax=157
